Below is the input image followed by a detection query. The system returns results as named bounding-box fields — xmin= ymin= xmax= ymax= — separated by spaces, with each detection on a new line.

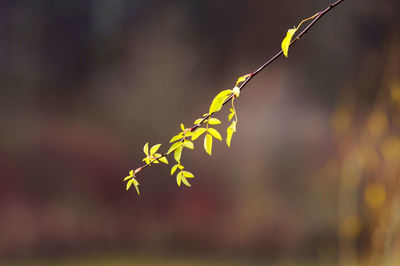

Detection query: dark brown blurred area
xmin=0 ymin=0 xmax=399 ymax=265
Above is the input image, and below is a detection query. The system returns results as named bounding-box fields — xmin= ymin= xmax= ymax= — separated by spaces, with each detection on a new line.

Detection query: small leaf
xmin=171 ymin=164 xmax=179 ymax=175
xmin=177 ymin=171 xmax=182 ymax=186
xmin=204 ymin=133 xmax=213 ymax=155
xmin=281 ymin=28 xmax=297 ymax=57
xmin=170 ymin=133 xmax=183 ymax=143
xmin=132 ymin=178 xmax=140 ymax=195
xmin=143 ymin=142 xmax=149 ymax=156
xmin=168 ymin=142 xmax=182 ymax=154
xmin=126 ymin=179 xmax=133 ymax=191
xmin=226 ymin=121 xmax=237 ymax=148
xmin=182 ymin=171 xmax=194 ymax=178
xmin=209 ymin=90 xmax=232 ymax=114
xmin=192 ymin=128 xmax=207 ymax=141
xmin=232 ymin=86 xmax=240 ymax=97
xmin=181 ymin=176 xmax=191 ymax=187
xmin=237 ymin=74 xmax=251 ymax=84
xmin=208 ymin=128 xmax=222 ymax=141
xmin=183 ymin=140 xmax=194 ymax=149
xmin=178 ymin=164 xmax=184 ymax=170
xmin=158 ymin=156 xmax=168 ymax=164
xmin=208 ymin=118 xmax=221 ymax=125
xmin=150 ymin=144 xmax=161 ymax=154
xmin=180 ymin=123 xmax=185 ymax=131
xmin=174 ymin=146 xmax=183 ymax=163
xmin=143 ymin=157 xmax=151 ymax=164
xmin=194 ymin=118 xmax=205 ymax=124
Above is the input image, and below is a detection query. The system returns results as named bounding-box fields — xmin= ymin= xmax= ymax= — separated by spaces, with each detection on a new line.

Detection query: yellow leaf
xmin=183 ymin=140 xmax=194 ymax=149
xmin=194 ymin=118 xmax=204 ymax=124
xmin=171 ymin=164 xmax=179 ymax=175
xmin=209 ymin=90 xmax=232 ymax=114
xmin=182 ymin=171 xmax=194 ymax=178
xmin=143 ymin=142 xmax=149 ymax=156
xmin=192 ymin=128 xmax=207 ymax=141
xmin=208 ymin=118 xmax=221 ymax=125
xmin=281 ymin=28 xmax=297 ymax=57
xmin=208 ymin=128 xmax=222 ymax=141
xmin=236 ymin=74 xmax=251 ymax=84
xmin=126 ymin=179 xmax=133 ymax=190
xmin=226 ymin=121 xmax=237 ymax=148
xmin=180 ymin=123 xmax=185 ymax=131
xmin=170 ymin=133 xmax=183 ymax=143
xmin=132 ymin=178 xmax=140 ymax=195
xmin=150 ymin=144 xmax=161 ymax=154
xmin=158 ymin=156 xmax=168 ymax=164
xmin=204 ymin=133 xmax=213 ymax=155
xmin=174 ymin=146 xmax=183 ymax=163
xmin=168 ymin=142 xmax=182 ymax=154
xmin=181 ymin=176 xmax=191 ymax=187
xmin=177 ymin=171 xmax=182 ymax=186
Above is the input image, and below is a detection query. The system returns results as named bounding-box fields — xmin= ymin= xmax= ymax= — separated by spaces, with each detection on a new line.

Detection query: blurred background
xmin=1 ymin=0 xmax=399 ymax=265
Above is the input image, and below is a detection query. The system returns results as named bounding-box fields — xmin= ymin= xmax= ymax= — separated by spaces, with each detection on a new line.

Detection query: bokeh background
xmin=1 ymin=0 xmax=400 ymax=265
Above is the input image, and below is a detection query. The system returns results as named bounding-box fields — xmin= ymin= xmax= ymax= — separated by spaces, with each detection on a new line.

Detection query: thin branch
xmin=134 ymin=0 xmax=347 ymax=174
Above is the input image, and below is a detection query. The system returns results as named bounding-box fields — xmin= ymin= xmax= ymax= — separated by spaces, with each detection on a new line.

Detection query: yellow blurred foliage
xmin=365 ymin=183 xmax=386 ymax=210
xmin=390 ymin=81 xmax=400 ymax=105
xmin=340 ymin=215 xmax=362 ymax=239
xmin=380 ymin=136 xmax=400 ymax=162
xmin=367 ymin=110 xmax=388 ymax=138
xmin=331 ymin=108 xmax=351 ymax=134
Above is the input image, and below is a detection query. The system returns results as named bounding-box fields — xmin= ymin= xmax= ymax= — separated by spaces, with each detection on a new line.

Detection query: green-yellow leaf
xmin=182 ymin=171 xmax=194 ymax=178
xmin=171 ymin=164 xmax=179 ymax=175
xmin=281 ymin=28 xmax=297 ymax=57
xmin=208 ymin=118 xmax=221 ymax=125
xmin=236 ymin=74 xmax=251 ymax=84
xmin=168 ymin=142 xmax=182 ymax=154
xmin=226 ymin=121 xmax=237 ymax=148
xmin=143 ymin=142 xmax=149 ymax=156
xmin=204 ymin=133 xmax=213 ymax=155
xmin=158 ymin=156 xmax=168 ymax=164
xmin=209 ymin=90 xmax=232 ymax=114
xmin=183 ymin=140 xmax=194 ymax=150
xmin=232 ymin=86 xmax=240 ymax=97
xmin=181 ymin=176 xmax=191 ymax=187
xmin=180 ymin=123 xmax=185 ymax=131
xmin=170 ymin=133 xmax=183 ymax=143
xmin=228 ymin=108 xmax=235 ymax=121
xmin=194 ymin=118 xmax=205 ymax=124
xmin=126 ymin=179 xmax=133 ymax=191
xmin=208 ymin=128 xmax=222 ymax=141
xmin=177 ymin=171 xmax=182 ymax=186
xmin=132 ymin=178 xmax=140 ymax=195
xmin=174 ymin=146 xmax=183 ymax=163
xmin=192 ymin=128 xmax=207 ymax=141
xmin=150 ymin=144 xmax=161 ymax=154
xmin=178 ymin=164 xmax=184 ymax=170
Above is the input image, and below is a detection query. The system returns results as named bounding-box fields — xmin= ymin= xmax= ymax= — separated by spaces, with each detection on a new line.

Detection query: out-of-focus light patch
xmin=380 ymin=136 xmax=400 ymax=162
xmin=342 ymin=154 xmax=362 ymax=188
xmin=331 ymin=108 xmax=351 ymax=134
xmin=365 ymin=183 xmax=386 ymax=210
xmin=390 ymin=81 xmax=400 ymax=105
xmin=356 ymin=146 xmax=380 ymax=172
xmin=367 ymin=110 xmax=388 ymax=138
xmin=340 ymin=215 xmax=362 ymax=239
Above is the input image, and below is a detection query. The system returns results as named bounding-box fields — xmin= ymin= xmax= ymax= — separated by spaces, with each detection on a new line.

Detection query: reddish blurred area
xmin=0 ymin=0 xmax=399 ymax=264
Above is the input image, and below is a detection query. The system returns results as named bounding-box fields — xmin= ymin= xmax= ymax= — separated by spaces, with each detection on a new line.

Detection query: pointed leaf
xmin=237 ymin=74 xmax=251 ymax=84
xmin=180 ymin=123 xmax=185 ymax=131
xmin=174 ymin=146 xmax=183 ymax=163
xmin=177 ymin=171 xmax=182 ymax=186
xmin=183 ymin=140 xmax=194 ymax=149
xmin=208 ymin=128 xmax=222 ymax=141
xmin=126 ymin=179 xmax=133 ymax=191
xmin=181 ymin=176 xmax=191 ymax=187
xmin=150 ymin=144 xmax=161 ymax=154
xmin=192 ymin=128 xmax=207 ymax=141
xmin=170 ymin=133 xmax=183 ymax=143
xmin=208 ymin=118 xmax=221 ymax=125
xmin=194 ymin=118 xmax=205 ymax=124
xmin=171 ymin=164 xmax=179 ymax=175
xmin=168 ymin=142 xmax=182 ymax=154
xmin=281 ymin=28 xmax=297 ymax=57
xmin=209 ymin=90 xmax=232 ymax=114
xmin=132 ymin=178 xmax=140 ymax=195
xmin=158 ymin=156 xmax=168 ymax=164
xmin=204 ymin=133 xmax=213 ymax=155
xmin=182 ymin=171 xmax=194 ymax=178
xmin=143 ymin=142 xmax=149 ymax=156
xmin=226 ymin=121 xmax=237 ymax=148
xmin=178 ymin=164 xmax=184 ymax=170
